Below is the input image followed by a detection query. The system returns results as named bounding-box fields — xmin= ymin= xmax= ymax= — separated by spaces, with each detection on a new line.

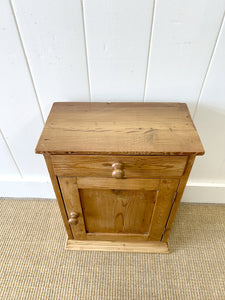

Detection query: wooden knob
xmin=112 ymin=169 xmax=124 ymax=179
xmin=68 ymin=212 xmax=79 ymax=225
xmin=112 ymin=162 xmax=124 ymax=179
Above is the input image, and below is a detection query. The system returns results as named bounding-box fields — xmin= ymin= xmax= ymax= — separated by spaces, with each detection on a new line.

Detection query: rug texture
xmin=0 ymin=198 xmax=225 ymax=300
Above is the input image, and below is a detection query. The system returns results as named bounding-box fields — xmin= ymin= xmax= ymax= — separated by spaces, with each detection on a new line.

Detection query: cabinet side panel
xmin=44 ymin=155 xmax=73 ymax=239
xmin=162 ymin=155 xmax=196 ymax=242
xmin=58 ymin=177 xmax=87 ymax=240
xmin=148 ymin=179 xmax=179 ymax=241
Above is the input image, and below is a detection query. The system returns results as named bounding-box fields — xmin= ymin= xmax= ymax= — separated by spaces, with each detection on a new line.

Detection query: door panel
xmin=59 ymin=176 xmax=179 ymax=241
xmin=80 ymin=189 xmax=157 ymax=234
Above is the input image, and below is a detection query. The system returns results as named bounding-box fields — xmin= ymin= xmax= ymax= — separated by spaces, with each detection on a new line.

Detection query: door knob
xmin=68 ymin=212 xmax=79 ymax=225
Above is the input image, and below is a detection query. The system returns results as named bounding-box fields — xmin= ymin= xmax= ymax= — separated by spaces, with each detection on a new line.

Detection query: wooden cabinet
xmin=36 ymin=102 xmax=204 ymax=253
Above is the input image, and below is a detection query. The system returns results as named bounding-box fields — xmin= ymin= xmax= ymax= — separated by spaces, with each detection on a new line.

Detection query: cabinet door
xmin=58 ymin=177 xmax=179 ymax=241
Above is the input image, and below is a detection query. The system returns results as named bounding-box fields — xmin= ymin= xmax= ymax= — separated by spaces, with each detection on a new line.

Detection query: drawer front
xmin=52 ymin=155 xmax=187 ymax=178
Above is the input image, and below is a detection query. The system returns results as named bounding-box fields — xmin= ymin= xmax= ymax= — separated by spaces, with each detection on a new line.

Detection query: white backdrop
xmin=0 ymin=0 xmax=225 ymax=202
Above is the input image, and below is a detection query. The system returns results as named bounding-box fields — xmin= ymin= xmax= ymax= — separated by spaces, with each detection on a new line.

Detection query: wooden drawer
xmin=51 ymin=155 xmax=188 ymax=178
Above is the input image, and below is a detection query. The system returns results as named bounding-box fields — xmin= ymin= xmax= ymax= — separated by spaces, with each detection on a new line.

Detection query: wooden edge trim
xmin=44 ymin=154 xmax=73 ymax=239
xmin=36 ymin=150 xmax=204 ymax=155
xmin=162 ymin=155 xmax=196 ymax=242
xmin=148 ymin=179 xmax=179 ymax=241
xmin=77 ymin=177 xmax=160 ymax=190
xmin=65 ymin=239 xmax=169 ymax=253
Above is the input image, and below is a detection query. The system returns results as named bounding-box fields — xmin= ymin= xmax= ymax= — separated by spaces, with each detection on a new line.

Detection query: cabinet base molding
xmin=65 ymin=239 xmax=169 ymax=253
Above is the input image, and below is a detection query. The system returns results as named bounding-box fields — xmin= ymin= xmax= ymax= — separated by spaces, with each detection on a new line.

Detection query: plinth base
xmin=65 ymin=239 xmax=169 ymax=253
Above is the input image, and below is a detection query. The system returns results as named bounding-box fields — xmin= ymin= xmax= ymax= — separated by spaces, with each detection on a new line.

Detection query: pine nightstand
xmin=36 ymin=102 xmax=204 ymax=253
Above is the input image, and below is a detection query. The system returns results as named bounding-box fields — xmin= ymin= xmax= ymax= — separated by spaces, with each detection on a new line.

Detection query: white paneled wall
xmin=11 ymin=0 xmax=90 ymax=119
xmin=0 ymin=130 xmax=21 ymax=179
xmin=0 ymin=0 xmax=225 ymax=202
xmin=0 ymin=0 xmax=47 ymax=179
xmin=191 ymin=18 xmax=225 ymax=184
xmin=144 ymin=0 xmax=225 ymax=115
xmin=83 ymin=0 xmax=154 ymax=101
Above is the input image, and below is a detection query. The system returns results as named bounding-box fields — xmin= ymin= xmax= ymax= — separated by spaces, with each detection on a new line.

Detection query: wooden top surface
xmin=35 ymin=102 xmax=204 ymax=155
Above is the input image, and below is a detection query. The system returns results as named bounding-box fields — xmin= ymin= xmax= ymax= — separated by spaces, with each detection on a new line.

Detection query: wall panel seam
xmin=9 ymin=0 xmax=45 ymax=123
xmin=0 ymin=129 xmax=23 ymax=178
xmin=81 ymin=0 xmax=92 ymax=102
xmin=143 ymin=0 xmax=156 ymax=102
xmin=193 ymin=11 xmax=225 ymax=120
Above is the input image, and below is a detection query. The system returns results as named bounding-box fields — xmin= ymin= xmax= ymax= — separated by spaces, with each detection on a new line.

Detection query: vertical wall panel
xmin=144 ymin=0 xmax=225 ymax=114
xmin=83 ymin=0 xmax=154 ymax=101
xmin=11 ymin=0 xmax=90 ymax=119
xmin=0 ymin=0 xmax=47 ymax=177
xmin=190 ymin=20 xmax=225 ymax=184
xmin=0 ymin=131 xmax=20 ymax=178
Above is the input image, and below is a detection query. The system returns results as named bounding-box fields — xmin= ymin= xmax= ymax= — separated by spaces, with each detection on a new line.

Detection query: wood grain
xmin=148 ymin=179 xmax=179 ymax=241
xmin=80 ymin=188 xmax=157 ymax=234
xmin=52 ymin=155 xmax=187 ymax=178
xmin=86 ymin=233 xmax=148 ymax=242
xmin=58 ymin=176 xmax=86 ymax=240
xmin=77 ymin=177 xmax=160 ymax=190
xmin=35 ymin=102 xmax=205 ymax=155
xmin=66 ymin=239 xmax=169 ymax=253
xmin=44 ymin=155 xmax=73 ymax=239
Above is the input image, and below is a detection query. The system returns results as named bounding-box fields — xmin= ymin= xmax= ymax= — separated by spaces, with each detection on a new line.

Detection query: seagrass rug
xmin=0 ymin=198 xmax=224 ymax=300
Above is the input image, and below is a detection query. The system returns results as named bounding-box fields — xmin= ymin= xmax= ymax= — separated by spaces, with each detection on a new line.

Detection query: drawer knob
xmin=112 ymin=162 xmax=124 ymax=179
xmin=68 ymin=212 xmax=79 ymax=225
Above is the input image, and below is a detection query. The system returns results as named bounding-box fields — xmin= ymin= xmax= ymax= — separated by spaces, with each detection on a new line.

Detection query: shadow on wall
xmin=190 ymin=103 xmax=225 ymax=185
